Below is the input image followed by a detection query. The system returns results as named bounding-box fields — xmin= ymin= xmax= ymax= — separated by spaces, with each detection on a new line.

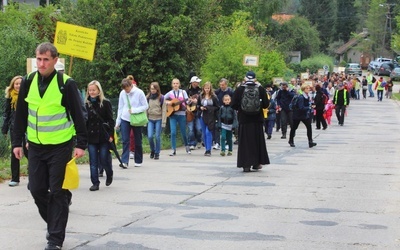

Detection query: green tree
xmin=0 ymin=4 xmax=57 ymax=87
xmin=336 ymin=0 xmax=358 ymax=42
xmin=201 ymin=12 xmax=287 ymax=86
xmin=354 ymin=0 xmax=371 ymax=31
xmin=393 ymin=14 xmax=400 ymax=54
xmin=299 ymin=0 xmax=337 ymax=51
xmin=272 ymin=16 xmax=321 ymax=60
xmin=60 ymin=0 xmax=219 ymax=96
xmin=366 ymin=0 xmax=388 ymax=57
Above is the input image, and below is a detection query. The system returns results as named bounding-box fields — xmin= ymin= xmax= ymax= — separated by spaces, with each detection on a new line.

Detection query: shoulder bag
xmin=126 ymin=94 xmax=148 ymax=126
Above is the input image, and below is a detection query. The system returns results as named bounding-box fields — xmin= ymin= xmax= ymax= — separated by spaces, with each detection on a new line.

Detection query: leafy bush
xmin=299 ymin=54 xmax=334 ymax=74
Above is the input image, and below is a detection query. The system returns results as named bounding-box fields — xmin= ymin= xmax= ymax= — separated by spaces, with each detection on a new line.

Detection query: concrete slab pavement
xmin=1 ymin=92 xmax=400 ymax=250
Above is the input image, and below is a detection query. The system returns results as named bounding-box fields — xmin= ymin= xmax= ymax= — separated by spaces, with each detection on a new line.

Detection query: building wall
xmin=347 ymin=48 xmax=363 ymax=64
xmin=3 ymin=0 xmax=40 ymax=7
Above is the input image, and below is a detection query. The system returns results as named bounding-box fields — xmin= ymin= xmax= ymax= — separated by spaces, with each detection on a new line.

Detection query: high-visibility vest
xmin=25 ymin=72 xmax=75 ymax=144
xmin=334 ymin=89 xmax=348 ymax=105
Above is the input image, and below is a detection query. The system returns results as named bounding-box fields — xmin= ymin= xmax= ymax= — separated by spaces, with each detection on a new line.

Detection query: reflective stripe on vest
xmin=25 ymin=72 xmax=75 ymax=144
xmin=334 ymin=89 xmax=347 ymax=105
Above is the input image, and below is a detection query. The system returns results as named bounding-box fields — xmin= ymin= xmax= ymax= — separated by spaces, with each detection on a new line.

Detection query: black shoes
xmin=106 ymin=175 xmax=113 ymax=186
xmin=267 ymin=134 xmax=271 ymax=139
xmin=45 ymin=243 xmax=62 ymax=250
xmin=154 ymin=153 xmax=159 ymax=160
xmin=289 ymin=141 xmax=295 ymax=147
xmin=150 ymin=151 xmax=155 ymax=159
xmin=281 ymin=134 xmax=286 ymax=139
xmin=89 ymin=185 xmax=99 ymax=191
xmin=204 ymin=150 xmax=211 ymax=156
xmin=309 ymin=142 xmax=317 ymax=148
xmin=243 ymin=167 xmax=251 ymax=172
xmin=252 ymin=165 xmax=262 ymax=170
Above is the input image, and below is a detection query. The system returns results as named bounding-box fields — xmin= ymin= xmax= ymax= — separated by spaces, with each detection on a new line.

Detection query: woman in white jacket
xmin=116 ymin=78 xmax=148 ymax=168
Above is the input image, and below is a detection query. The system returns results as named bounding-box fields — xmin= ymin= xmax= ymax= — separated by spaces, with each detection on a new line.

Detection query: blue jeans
xmin=187 ymin=117 xmax=202 ymax=146
xmin=355 ymin=89 xmax=360 ymax=100
xmin=264 ymin=119 xmax=275 ymax=135
xmin=377 ymin=89 xmax=383 ymax=101
xmin=200 ymin=117 xmax=213 ymax=151
xmin=169 ymin=114 xmax=188 ymax=150
xmin=120 ymin=119 xmax=143 ymax=165
xmin=88 ymin=142 xmax=113 ymax=185
xmin=368 ymin=84 xmax=374 ymax=97
xmin=147 ymin=119 xmax=162 ymax=154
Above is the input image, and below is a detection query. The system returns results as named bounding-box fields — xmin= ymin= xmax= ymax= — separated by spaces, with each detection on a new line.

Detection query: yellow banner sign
xmin=54 ymin=22 xmax=97 ymax=61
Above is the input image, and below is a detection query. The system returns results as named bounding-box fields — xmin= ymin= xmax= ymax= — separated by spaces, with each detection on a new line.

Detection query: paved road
xmin=1 ymin=94 xmax=400 ymax=250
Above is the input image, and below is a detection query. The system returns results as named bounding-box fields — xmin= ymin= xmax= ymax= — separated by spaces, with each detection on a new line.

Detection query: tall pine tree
xmin=299 ymin=0 xmax=337 ymax=52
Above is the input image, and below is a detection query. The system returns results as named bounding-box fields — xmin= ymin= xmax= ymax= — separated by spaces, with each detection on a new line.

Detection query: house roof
xmin=335 ymin=30 xmax=369 ymax=55
xmin=271 ymin=14 xmax=295 ymax=24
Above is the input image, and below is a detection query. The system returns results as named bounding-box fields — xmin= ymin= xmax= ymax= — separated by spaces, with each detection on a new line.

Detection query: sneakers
xmin=154 ymin=153 xmax=159 ymax=160
xmin=204 ymin=150 xmax=211 ymax=156
xmin=227 ymin=151 xmax=232 ymax=156
xmin=189 ymin=145 xmax=195 ymax=150
xmin=169 ymin=151 xmax=176 ymax=156
xmin=185 ymin=145 xmax=191 ymax=154
xmin=129 ymin=151 xmax=134 ymax=159
xmin=89 ymin=185 xmax=99 ymax=191
xmin=120 ymin=163 xmax=128 ymax=169
xmin=197 ymin=144 xmax=202 ymax=149
xmin=9 ymin=181 xmax=19 ymax=187
xmin=220 ymin=151 xmax=225 ymax=156
xmin=134 ymin=163 xmax=142 ymax=167
xmin=213 ymin=143 xmax=220 ymax=150
xmin=45 ymin=243 xmax=62 ymax=250
xmin=150 ymin=151 xmax=155 ymax=159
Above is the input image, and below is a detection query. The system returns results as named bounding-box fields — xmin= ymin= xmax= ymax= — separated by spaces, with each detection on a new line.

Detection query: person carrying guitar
xmin=165 ymin=78 xmax=191 ymax=156
xmin=186 ymin=76 xmax=203 ymax=150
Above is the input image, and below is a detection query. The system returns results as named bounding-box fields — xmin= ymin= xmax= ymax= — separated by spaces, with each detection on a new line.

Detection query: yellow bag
xmin=263 ymin=92 xmax=271 ymax=118
xmin=263 ymin=108 xmax=268 ymax=119
xmin=62 ymin=157 xmax=79 ymax=190
xmin=114 ymin=130 xmax=118 ymax=144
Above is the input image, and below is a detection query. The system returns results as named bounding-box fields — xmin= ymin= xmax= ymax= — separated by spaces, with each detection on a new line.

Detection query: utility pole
xmin=379 ymin=3 xmax=396 ymax=57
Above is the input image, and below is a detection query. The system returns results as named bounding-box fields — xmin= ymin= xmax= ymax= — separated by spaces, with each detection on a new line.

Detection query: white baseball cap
xmin=190 ymin=76 xmax=202 ymax=83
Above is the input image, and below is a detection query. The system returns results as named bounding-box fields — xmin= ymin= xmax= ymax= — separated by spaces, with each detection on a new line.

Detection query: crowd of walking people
xmin=1 ymin=42 xmax=396 ymax=249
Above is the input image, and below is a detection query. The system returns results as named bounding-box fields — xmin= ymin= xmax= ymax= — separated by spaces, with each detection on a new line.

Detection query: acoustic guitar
xmin=187 ymin=94 xmax=198 ymax=112
xmin=166 ymin=98 xmax=185 ymax=117
xmin=187 ymin=104 xmax=197 ymax=112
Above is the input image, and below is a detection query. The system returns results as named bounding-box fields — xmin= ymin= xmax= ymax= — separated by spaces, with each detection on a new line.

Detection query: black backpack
xmin=289 ymin=94 xmax=300 ymax=111
xmin=241 ymin=85 xmax=260 ymax=115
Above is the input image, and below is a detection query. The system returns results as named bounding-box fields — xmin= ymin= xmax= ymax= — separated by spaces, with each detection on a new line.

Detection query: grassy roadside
xmin=0 ymin=131 xmax=181 ymax=183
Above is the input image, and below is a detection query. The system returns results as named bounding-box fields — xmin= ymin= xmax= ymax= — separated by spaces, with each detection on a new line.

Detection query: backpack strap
xmin=57 ymin=71 xmax=65 ymax=94
xmin=25 ymin=71 xmax=65 ymax=96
